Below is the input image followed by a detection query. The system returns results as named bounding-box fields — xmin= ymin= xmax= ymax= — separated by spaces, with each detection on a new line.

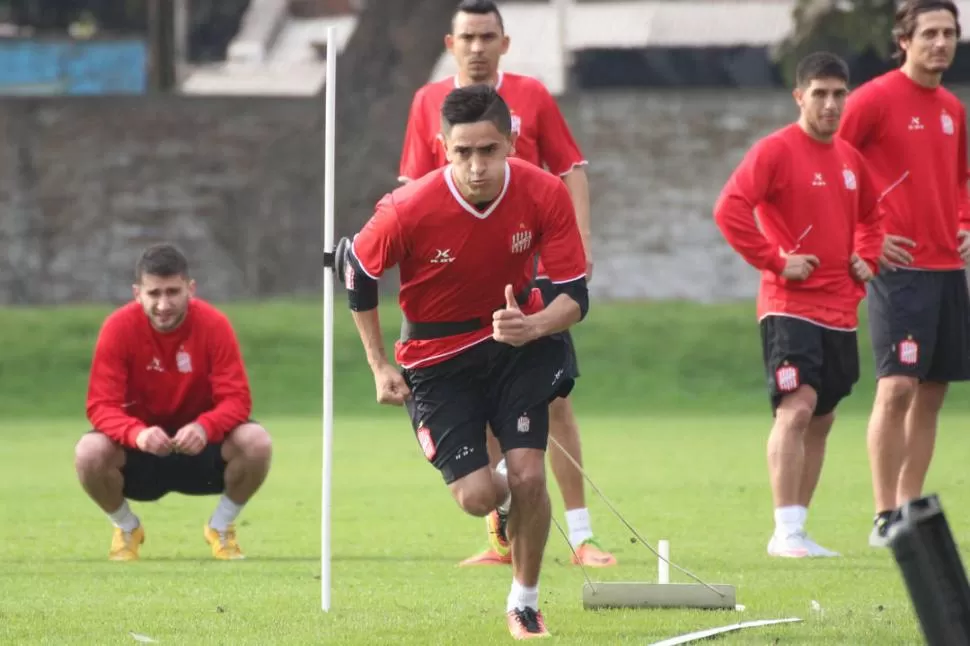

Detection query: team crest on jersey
xmin=942 ymin=110 xmax=955 ymax=135
xmin=176 ymin=346 xmax=192 ymax=374
xmin=510 ymin=111 xmax=522 ymax=134
xmin=417 ymin=425 xmax=436 ymax=461
xmin=511 ymin=230 xmax=533 ymax=254
xmin=898 ymin=337 xmax=919 ymax=366
xmin=775 ymin=362 xmax=800 ymax=392
xmin=842 ymin=167 xmax=857 ymax=190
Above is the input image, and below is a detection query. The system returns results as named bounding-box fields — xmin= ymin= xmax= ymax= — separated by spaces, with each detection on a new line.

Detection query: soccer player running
xmin=75 ymin=244 xmax=273 ymax=561
xmin=399 ymin=0 xmax=615 ymax=570
xmin=343 ymin=84 xmax=588 ymax=639
xmin=838 ymin=0 xmax=970 ymax=547
xmin=713 ymin=52 xmax=885 ymax=558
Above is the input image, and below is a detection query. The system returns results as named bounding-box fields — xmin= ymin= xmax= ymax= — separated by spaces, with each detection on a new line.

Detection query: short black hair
xmin=135 ymin=243 xmax=190 ymax=282
xmin=893 ymin=0 xmax=961 ymax=62
xmin=440 ymin=84 xmax=512 ymax=136
xmin=795 ymin=51 xmax=850 ymax=88
xmin=453 ymin=0 xmax=504 ymax=33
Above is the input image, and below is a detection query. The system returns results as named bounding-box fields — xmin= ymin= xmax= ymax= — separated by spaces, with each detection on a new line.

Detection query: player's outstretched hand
xmin=173 ymin=422 xmax=207 ymax=456
xmin=374 ymin=362 xmax=410 ymax=406
xmin=780 ymin=253 xmax=819 ymax=281
xmin=850 ymin=253 xmax=874 ymax=283
xmin=880 ymin=233 xmax=916 ymax=269
xmin=958 ymin=230 xmax=970 ymax=264
xmin=493 ymin=285 xmax=536 ymax=347
xmin=136 ymin=426 xmax=174 ymax=457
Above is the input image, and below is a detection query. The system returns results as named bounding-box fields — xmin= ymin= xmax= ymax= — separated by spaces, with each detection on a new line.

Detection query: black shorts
xmin=402 ymin=336 xmax=573 ymax=484
xmin=86 ymin=430 xmax=227 ymax=502
xmin=760 ymin=315 xmax=860 ymax=416
xmin=867 ymin=269 xmax=970 ymax=382
xmin=535 ymin=277 xmax=580 ymax=380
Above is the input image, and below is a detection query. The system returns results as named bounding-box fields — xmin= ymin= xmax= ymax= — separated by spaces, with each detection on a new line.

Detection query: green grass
xmin=1 ymin=299 xmax=969 ymax=643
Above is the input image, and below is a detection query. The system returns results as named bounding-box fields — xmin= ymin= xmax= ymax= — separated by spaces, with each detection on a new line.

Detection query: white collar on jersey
xmin=443 ymin=161 xmax=511 ymax=220
xmin=453 ymin=70 xmax=504 ymax=91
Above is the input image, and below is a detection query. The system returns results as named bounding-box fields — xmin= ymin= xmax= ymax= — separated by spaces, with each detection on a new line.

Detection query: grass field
xmin=2 ymin=299 xmax=969 ymax=644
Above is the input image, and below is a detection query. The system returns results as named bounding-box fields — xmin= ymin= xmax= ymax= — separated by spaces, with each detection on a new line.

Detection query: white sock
xmin=108 ymin=501 xmax=140 ymax=533
xmin=565 ymin=507 xmax=593 ymax=547
xmin=209 ymin=495 xmax=244 ymax=532
xmin=497 ymin=491 xmax=511 ymax=515
xmin=774 ymin=505 xmax=807 ymax=537
xmin=507 ymin=578 xmax=539 ymax=612
xmin=495 ymin=462 xmax=511 ymax=514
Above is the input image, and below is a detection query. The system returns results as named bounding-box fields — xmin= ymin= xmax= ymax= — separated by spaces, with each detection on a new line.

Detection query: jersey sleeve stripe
xmin=556 ymin=160 xmax=590 ymax=176
xmin=550 ymin=273 xmax=587 ymax=284
xmin=349 ymin=237 xmax=381 ymax=280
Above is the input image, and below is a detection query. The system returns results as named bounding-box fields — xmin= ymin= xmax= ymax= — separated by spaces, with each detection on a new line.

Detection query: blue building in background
xmin=0 ymin=38 xmax=147 ymax=95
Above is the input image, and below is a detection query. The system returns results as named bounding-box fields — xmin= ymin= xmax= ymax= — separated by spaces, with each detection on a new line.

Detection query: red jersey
xmin=839 ymin=69 xmax=970 ymax=269
xmin=86 ymin=299 xmax=252 ymax=449
xmin=398 ymin=72 xmax=588 ymax=279
xmin=352 ymin=157 xmax=587 ymax=370
xmin=713 ymin=123 xmax=885 ymax=329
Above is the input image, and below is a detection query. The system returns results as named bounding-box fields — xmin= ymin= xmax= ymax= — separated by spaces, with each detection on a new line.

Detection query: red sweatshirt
xmin=86 ymin=299 xmax=252 ymax=449
xmin=713 ymin=123 xmax=885 ymax=329
xmin=839 ymin=69 xmax=970 ymax=269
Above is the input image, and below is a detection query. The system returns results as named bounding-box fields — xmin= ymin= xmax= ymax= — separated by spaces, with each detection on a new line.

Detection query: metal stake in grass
xmin=545 ymin=436 xmax=738 ymax=610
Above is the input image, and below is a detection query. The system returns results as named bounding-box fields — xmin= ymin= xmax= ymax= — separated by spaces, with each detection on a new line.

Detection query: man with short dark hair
xmin=399 ymin=0 xmax=615 ymax=570
xmin=345 ymin=84 xmax=588 ymax=639
xmin=714 ymin=52 xmax=884 ymax=558
xmin=838 ymin=0 xmax=970 ymax=547
xmin=75 ymin=243 xmax=273 ymax=561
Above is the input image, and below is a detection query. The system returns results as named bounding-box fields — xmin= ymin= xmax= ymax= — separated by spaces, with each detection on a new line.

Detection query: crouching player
xmin=74 ymin=243 xmax=273 ymax=561
xmin=713 ymin=52 xmax=885 ymax=557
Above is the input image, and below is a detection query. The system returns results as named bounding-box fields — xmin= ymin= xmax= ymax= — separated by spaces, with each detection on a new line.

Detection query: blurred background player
xmin=345 ymin=85 xmax=589 ymax=639
xmin=74 ymin=243 xmax=273 ymax=561
xmin=398 ymin=0 xmax=614 ymax=569
xmin=838 ymin=0 xmax=970 ymax=547
xmin=714 ymin=52 xmax=884 ymax=558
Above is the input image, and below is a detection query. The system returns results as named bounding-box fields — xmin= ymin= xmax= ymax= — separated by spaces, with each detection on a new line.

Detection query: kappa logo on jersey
xmin=812 ymin=172 xmax=826 ymax=187
xmin=431 ymin=249 xmax=455 ymax=264
xmin=511 ymin=230 xmax=533 ymax=254
xmin=417 ymin=425 xmax=436 ymax=461
xmin=898 ymin=337 xmax=919 ymax=366
xmin=146 ymin=357 xmax=164 ymax=373
xmin=842 ymin=167 xmax=857 ymax=190
xmin=775 ymin=363 xmax=800 ymax=392
xmin=176 ymin=346 xmax=192 ymax=373
xmin=909 ymin=116 xmax=924 ymax=131
xmin=942 ymin=110 xmax=955 ymax=135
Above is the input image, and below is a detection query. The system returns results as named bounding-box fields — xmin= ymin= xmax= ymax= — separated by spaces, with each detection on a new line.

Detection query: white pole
xmin=321 ymin=24 xmax=337 ymax=613
xmin=658 ymin=539 xmax=670 ymax=584
xmin=553 ymin=0 xmax=570 ymax=93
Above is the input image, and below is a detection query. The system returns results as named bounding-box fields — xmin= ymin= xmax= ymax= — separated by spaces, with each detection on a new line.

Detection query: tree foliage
xmin=773 ymin=0 xmax=896 ymax=85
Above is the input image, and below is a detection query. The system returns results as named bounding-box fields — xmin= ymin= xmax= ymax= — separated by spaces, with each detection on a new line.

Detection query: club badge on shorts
xmin=517 ymin=414 xmax=530 ymax=433
xmin=898 ymin=336 xmax=919 ymax=366
xmin=775 ymin=361 xmax=800 ymax=393
xmin=417 ymin=425 xmax=436 ymax=461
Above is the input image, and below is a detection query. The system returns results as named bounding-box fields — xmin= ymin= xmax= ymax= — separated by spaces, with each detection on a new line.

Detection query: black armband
xmin=550 ymin=277 xmax=589 ymax=320
xmin=344 ymin=243 xmax=379 ymax=312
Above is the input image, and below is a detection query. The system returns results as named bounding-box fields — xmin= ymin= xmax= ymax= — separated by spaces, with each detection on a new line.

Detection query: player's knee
xmin=876 ymin=376 xmax=918 ymax=414
xmin=776 ymin=390 xmax=816 ymax=431
xmin=506 ymin=455 xmax=546 ymax=498
xmin=548 ymin=396 xmax=574 ymax=427
xmin=226 ymin=423 xmax=273 ymax=463
xmin=74 ymin=432 xmax=122 ymax=475
xmin=454 ymin=486 xmax=496 ymax=517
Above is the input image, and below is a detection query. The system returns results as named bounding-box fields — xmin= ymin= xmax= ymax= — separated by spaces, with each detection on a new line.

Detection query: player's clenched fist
xmin=780 ymin=253 xmax=819 ymax=281
xmin=373 ymin=362 xmax=410 ymax=406
xmin=136 ymin=426 xmax=174 ymax=456
xmin=493 ymin=285 xmax=537 ymax=347
xmin=850 ymin=253 xmax=874 ymax=283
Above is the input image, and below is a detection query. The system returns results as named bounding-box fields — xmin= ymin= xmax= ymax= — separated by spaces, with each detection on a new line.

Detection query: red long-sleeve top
xmin=86 ymin=299 xmax=252 ymax=448
xmin=713 ymin=123 xmax=885 ymax=329
xmin=839 ymin=70 xmax=970 ymax=269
